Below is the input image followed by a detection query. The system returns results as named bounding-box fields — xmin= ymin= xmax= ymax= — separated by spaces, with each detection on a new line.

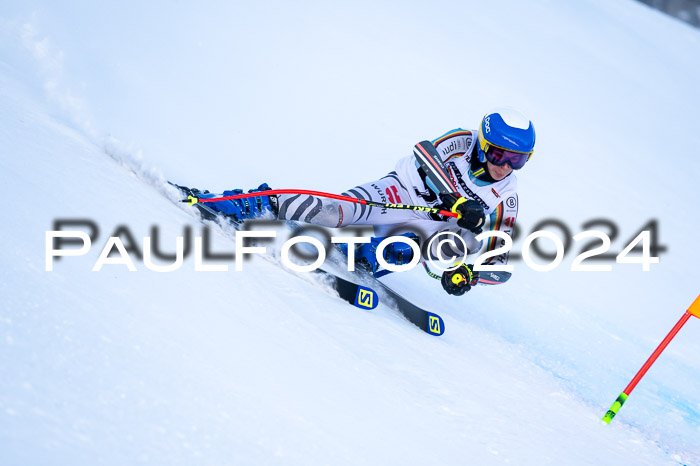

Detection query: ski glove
xmin=440 ymin=193 xmax=485 ymax=234
xmin=441 ymin=263 xmax=479 ymax=296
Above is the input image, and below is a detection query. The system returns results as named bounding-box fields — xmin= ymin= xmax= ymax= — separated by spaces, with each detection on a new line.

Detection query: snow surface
xmin=1 ymin=0 xmax=700 ymax=464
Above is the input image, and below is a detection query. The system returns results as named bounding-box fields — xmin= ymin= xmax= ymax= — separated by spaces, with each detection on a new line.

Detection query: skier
xmin=186 ymin=108 xmax=535 ymax=296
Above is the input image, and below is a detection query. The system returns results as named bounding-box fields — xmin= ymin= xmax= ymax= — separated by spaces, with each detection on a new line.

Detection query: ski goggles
xmin=484 ymin=146 xmax=531 ymax=170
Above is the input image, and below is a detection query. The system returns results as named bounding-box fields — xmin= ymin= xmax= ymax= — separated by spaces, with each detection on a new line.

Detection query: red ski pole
xmin=181 ymin=188 xmax=460 ymax=219
xmin=602 ymin=294 xmax=700 ymax=424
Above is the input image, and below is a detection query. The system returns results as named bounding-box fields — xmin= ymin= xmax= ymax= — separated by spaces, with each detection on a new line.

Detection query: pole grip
xmin=602 ymin=392 xmax=628 ymax=424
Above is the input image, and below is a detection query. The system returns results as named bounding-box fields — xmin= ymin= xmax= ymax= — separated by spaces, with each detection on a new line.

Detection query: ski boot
xmin=174 ymin=182 xmax=278 ymax=223
xmin=340 ymin=233 xmax=419 ymax=275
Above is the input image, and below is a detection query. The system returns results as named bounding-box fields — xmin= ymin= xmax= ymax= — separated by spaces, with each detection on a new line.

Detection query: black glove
xmin=441 ymin=263 xmax=479 ymax=296
xmin=439 ymin=193 xmax=485 ymax=234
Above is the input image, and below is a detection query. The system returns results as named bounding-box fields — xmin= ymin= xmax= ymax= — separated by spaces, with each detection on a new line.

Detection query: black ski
xmin=280 ymin=219 xmax=448 ymax=337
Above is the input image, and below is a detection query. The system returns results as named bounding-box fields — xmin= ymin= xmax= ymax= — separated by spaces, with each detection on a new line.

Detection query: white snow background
xmin=1 ymin=0 xmax=700 ymax=464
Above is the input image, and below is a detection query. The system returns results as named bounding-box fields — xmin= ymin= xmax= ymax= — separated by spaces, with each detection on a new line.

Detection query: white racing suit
xmin=277 ymin=129 xmax=518 ymax=276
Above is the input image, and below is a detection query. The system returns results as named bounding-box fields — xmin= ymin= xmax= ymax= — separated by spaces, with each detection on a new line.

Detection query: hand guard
xmin=441 ymin=263 xmax=479 ymax=296
xmin=440 ymin=193 xmax=485 ymax=234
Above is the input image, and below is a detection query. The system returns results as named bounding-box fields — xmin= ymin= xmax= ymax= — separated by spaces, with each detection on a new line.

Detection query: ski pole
xmin=602 ymin=293 xmax=700 ymax=424
xmin=181 ymin=188 xmax=460 ymax=219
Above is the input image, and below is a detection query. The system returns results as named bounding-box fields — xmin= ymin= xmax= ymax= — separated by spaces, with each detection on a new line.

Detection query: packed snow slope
xmin=1 ymin=0 xmax=700 ymax=465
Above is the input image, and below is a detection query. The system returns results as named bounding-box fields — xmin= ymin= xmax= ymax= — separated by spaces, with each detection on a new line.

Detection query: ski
xmin=317 ymin=263 xmax=446 ymax=336
xmin=323 ymin=266 xmax=446 ymax=337
xmin=285 ymin=222 xmax=447 ymax=337
xmin=279 ymin=218 xmax=447 ymax=336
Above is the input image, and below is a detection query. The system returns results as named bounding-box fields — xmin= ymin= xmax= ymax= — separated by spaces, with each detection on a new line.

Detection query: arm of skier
xmin=440 ymin=196 xmax=518 ymax=294
xmin=412 ymin=129 xmax=474 ymax=200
